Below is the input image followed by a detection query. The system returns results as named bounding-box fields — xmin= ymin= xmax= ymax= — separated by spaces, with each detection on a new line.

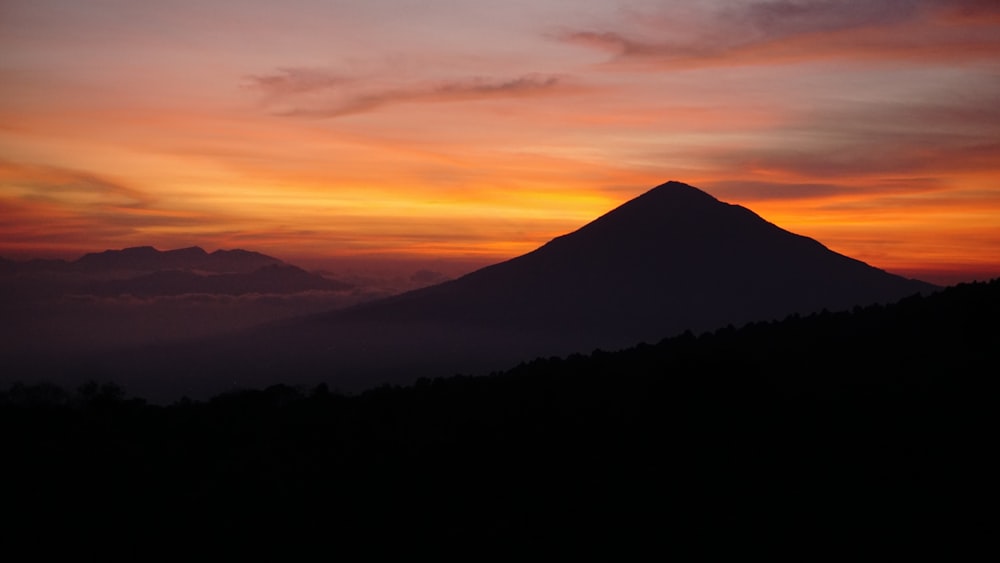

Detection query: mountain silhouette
xmin=328 ymin=181 xmax=934 ymax=345
xmin=74 ymin=246 xmax=282 ymax=274
xmin=0 ymin=245 xmax=337 ymax=302
xmin=100 ymin=181 xmax=936 ymax=400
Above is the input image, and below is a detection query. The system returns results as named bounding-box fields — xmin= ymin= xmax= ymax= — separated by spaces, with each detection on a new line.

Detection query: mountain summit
xmin=334 ymin=180 xmax=934 ymax=346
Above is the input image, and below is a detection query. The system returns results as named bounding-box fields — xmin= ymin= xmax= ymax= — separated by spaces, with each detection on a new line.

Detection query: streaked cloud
xmin=245 ymin=68 xmax=353 ymax=99
xmin=0 ymin=161 xmax=154 ymax=209
xmin=560 ymin=0 xmax=1000 ymax=67
xmin=247 ymin=69 xmax=571 ymax=118
xmin=0 ymin=160 xmax=214 ymax=255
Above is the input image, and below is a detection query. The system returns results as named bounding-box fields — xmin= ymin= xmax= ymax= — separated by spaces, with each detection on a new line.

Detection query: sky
xmin=1 ymin=0 xmax=998 ymax=285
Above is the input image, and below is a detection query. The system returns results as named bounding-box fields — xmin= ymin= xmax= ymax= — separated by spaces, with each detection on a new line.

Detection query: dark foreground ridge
xmin=4 ymin=279 xmax=996 ymax=557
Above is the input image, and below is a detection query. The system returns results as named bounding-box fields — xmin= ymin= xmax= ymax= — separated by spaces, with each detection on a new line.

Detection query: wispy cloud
xmin=735 ymin=0 xmax=922 ymax=37
xmin=559 ymin=0 xmax=1000 ymax=67
xmin=710 ymin=86 xmax=1000 ymax=181
xmin=246 ymin=69 xmax=571 ymax=118
xmin=706 ymin=138 xmax=1000 ymax=181
xmin=244 ymin=67 xmax=352 ymax=99
xmin=0 ymin=161 xmax=209 ymax=253
xmin=0 ymin=160 xmax=154 ymax=209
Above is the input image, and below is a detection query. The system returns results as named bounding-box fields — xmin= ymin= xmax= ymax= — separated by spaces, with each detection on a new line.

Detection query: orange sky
xmin=1 ymin=0 xmax=998 ymax=285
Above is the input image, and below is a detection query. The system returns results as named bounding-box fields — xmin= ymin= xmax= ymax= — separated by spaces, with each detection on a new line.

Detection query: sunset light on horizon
xmin=2 ymin=0 xmax=999 ymax=285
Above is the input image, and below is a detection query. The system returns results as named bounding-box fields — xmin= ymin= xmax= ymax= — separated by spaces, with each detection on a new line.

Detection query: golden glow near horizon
xmin=1 ymin=1 xmax=999 ymax=284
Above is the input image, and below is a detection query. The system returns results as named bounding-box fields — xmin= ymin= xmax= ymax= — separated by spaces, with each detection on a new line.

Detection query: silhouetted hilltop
xmin=75 ymin=245 xmax=282 ymax=273
xmin=1 ymin=245 xmax=287 ymax=275
xmin=332 ymin=181 xmax=934 ymax=346
xmin=203 ymin=248 xmax=285 ymax=273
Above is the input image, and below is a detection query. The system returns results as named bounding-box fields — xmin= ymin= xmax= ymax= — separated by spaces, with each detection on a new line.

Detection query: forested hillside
xmin=3 ymin=279 xmax=995 ymax=558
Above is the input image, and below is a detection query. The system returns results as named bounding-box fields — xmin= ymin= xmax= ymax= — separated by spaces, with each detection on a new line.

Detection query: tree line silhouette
xmin=2 ymin=279 xmax=996 ymax=559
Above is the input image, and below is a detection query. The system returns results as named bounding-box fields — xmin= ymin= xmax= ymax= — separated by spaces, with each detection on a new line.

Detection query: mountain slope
xmin=329 ymin=181 xmax=934 ymax=345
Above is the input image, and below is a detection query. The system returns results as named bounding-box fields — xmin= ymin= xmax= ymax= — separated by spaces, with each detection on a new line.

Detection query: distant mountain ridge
xmin=2 ymin=245 xmax=286 ymax=275
xmin=0 ymin=245 xmax=353 ymax=298
xmin=74 ymin=246 xmax=283 ymax=274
